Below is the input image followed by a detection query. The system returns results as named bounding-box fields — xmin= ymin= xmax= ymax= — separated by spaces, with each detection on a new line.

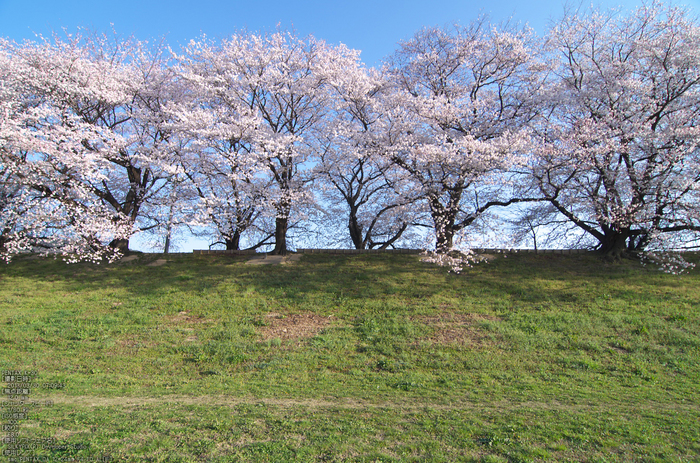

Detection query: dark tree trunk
xmin=225 ymin=230 xmax=241 ymax=251
xmin=348 ymin=212 xmax=365 ymax=250
xmin=597 ymin=227 xmax=631 ymax=260
xmin=435 ymin=226 xmax=455 ymax=254
xmin=109 ymin=237 xmax=130 ymax=254
xmin=271 ymin=216 xmax=289 ymax=255
xmin=431 ymin=207 xmax=456 ymax=254
xmin=427 ymin=192 xmax=460 ymax=254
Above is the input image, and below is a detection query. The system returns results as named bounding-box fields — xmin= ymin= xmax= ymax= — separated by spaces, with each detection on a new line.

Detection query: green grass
xmin=1 ymin=251 xmax=699 ymax=462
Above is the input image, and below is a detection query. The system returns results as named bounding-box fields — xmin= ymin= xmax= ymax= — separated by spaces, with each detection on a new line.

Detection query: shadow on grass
xmin=455 ymin=251 xmax=700 ymax=309
xmin=1 ymin=253 xmax=439 ymax=306
xmin=2 ymin=251 xmax=698 ymax=310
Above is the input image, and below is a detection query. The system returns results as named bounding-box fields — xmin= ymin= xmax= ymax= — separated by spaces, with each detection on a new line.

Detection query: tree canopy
xmin=1 ymin=2 xmax=698 ymax=272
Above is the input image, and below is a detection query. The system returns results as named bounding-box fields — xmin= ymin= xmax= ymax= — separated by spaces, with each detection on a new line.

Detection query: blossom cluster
xmin=1 ymin=3 xmax=699 ymax=273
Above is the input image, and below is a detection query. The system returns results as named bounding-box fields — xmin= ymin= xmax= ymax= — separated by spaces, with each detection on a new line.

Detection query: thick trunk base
xmin=270 ymin=217 xmax=288 ymax=255
xmin=349 ymin=216 xmax=365 ymax=250
xmin=225 ymin=233 xmax=241 ymax=251
xmin=109 ymin=238 xmax=130 ymax=254
xmin=597 ymin=233 xmax=643 ymax=262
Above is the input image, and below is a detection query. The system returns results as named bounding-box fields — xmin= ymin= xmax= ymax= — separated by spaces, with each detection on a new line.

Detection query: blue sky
xmin=3 ymin=0 xmax=699 ymax=68
xmin=2 ymin=0 xmax=699 ymax=251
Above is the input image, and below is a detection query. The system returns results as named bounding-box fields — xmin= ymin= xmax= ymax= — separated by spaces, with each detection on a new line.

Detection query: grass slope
xmin=1 ymin=252 xmax=699 ymax=462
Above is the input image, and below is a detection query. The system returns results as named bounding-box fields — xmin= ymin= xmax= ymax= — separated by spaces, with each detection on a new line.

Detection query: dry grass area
xmin=163 ymin=310 xmax=214 ymax=342
xmin=413 ymin=312 xmax=503 ymax=347
xmin=167 ymin=310 xmax=210 ymax=325
xmin=259 ymin=312 xmax=335 ymax=342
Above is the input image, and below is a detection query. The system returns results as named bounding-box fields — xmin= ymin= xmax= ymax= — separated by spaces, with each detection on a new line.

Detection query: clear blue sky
xmin=3 ymin=0 xmax=699 ymax=68
xmin=2 ymin=0 xmax=698 ymax=251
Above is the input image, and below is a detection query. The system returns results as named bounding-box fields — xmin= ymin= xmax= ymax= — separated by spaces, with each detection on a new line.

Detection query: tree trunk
xmin=224 ymin=230 xmax=241 ymax=251
xmin=163 ymin=195 xmax=177 ymax=254
xmin=597 ymin=228 xmax=631 ymax=260
xmin=109 ymin=237 xmax=130 ymax=254
xmin=0 ymin=232 xmax=8 ymax=251
xmin=163 ymin=233 xmax=171 ymax=254
xmin=271 ymin=216 xmax=288 ymax=255
xmin=431 ymin=206 xmax=456 ymax=254
xmin=348 ymin=212 xmax=365 ymax=250
xmin=435 ymin=227 xmax=455 ymax=254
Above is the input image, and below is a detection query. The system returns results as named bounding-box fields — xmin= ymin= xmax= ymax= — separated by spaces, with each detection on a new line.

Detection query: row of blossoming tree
xmin=1 ymin=2 xmax=699 ymax=272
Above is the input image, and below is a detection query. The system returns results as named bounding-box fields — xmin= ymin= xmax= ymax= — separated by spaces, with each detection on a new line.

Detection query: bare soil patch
xmin=609 ymin=344 xmax=630 ymax=354
xmin=166 ymin=310 xmax=211 ymax=325
xmin=259 ymin=312 xmax=334 ymax=342
xmin=413 ymin=312 xmax=502 ymax=347
xmin=115 ymin=337 xmax=151 ymax=349
xmin=104 ymin=336 xmax=155 ymax=356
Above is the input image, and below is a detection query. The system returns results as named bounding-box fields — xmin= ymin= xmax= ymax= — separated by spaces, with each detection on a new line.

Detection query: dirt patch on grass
xmin=414 ymin=313 xmax=502 ymax=347
xmin=418 ymin=312 xmax=501 ymax=324
xmin=104 ymin=336 xmax=155 ymax=356
xmin=259 ymin=312 xmax=334 ymax=342
xmin=116 ymin=338 xmax=147 ymax=348
xmin=609 ymin=344 xmax=630 ymax=354
xmin=166 ymin=310 xmax=210 ymax=325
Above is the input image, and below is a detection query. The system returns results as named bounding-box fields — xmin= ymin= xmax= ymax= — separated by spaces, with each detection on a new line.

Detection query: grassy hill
xmin=1 ymin=252 xmax=699 ymax=462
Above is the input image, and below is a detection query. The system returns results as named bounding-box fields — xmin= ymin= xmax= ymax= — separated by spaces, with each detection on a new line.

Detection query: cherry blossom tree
xmin=314 ymin=65 xmax=420 ymax=249
xmin=14 ymin=31 xmax=182 ymax=254
xmin=384 ymin=19 xmax=543 ymax=262
xmin=528 ymin=2 xmax=700 ymax=268
xmin=175 ymin=31 xmax=363 ymax=254
xmin=0 ymin=38 xmax=131 ymax=262
xmin=164 ymin=82 xmax=274 ymax=251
